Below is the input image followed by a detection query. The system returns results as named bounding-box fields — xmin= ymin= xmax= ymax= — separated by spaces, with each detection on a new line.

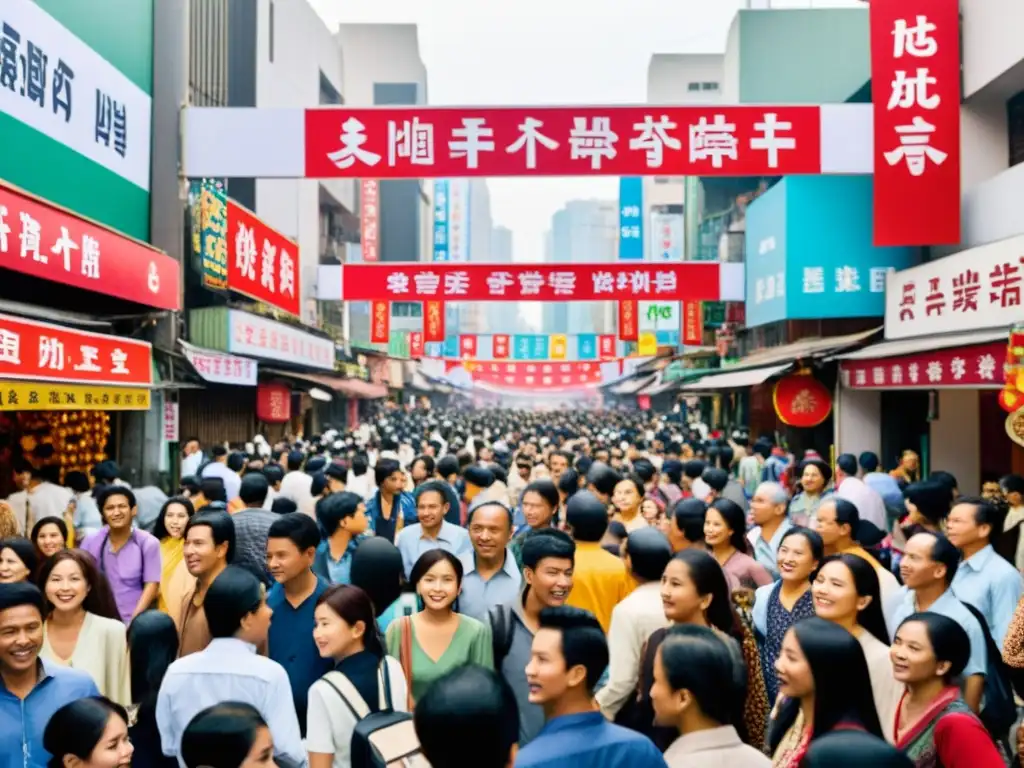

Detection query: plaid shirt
xmin=231 ymin=506 xmax=278 ymax=585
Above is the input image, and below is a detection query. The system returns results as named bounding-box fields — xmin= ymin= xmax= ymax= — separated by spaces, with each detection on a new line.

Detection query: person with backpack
xmin=306 ymin=584 xmax=410 ymax=768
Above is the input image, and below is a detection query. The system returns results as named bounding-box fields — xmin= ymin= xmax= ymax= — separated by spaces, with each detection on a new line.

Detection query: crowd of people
xmin=2 ymin=404 xmax=1024 ymax=768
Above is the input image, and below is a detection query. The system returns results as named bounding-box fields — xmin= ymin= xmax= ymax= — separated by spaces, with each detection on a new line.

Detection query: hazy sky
xmin=311 ymin=0 xmax=862 ymax=266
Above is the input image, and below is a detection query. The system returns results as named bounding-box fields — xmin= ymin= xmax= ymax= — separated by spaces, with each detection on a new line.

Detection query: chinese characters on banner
xmin=0 ymin=382 xmax=151 ymax=412
xmin=459 ymin=335 xmax=477 ymax=359
xmin=618 ymin=178 xmax=644 ymax=260
xmin=493 ymin=334 xmax=510 ymax=359
xmin=550 ymin=335 xmax=568 ymax=360
xmin=618 ymin=300 xmax=639 ymax=341
xmin=424 ymin=300 xmax=446 ymax=342
xmin=841 ymin=342 xmax=1006 ymax=389
xmin=448 ymin=360 xmax=605 ymax=390
xmin=409 ymin=331 xmax=424 ymax=358
xmin=256 ymin=382 xmax=292 ymax=423
xmin=360 ymin=180 xmax=379 ymax=262
xmin=227 ymin=200 xmax=301 ymax=317
xmin=181 ymin=341 xmax=257 ymax=386
xmin=683 ymin=301 xmax=704 ymax=345
xmin=650 ymin=212 xmax=683 ymax=261
xmin=371 ymin=301 xmax=390 ymax=344
xmin=163 ymin=401 xmax=179 ymax=442
xmin=432 ymin=181 xmax=449 ymax=261
xmin=306 ymin=106 xmax=821 ymax=179
xmin=226 ymin=310 xmax=335 ymax=370
xmin=0 ymin=182 xmax=180 ymax=310
xmin=599 ymin=334 xmax=616 ymax=359
xmin=870 ymin=0 xmax=960 ymax=246
xmin=0 ymin=313 xmax=153 ymax=387
xmin=191 ymin=179 xmax=228 ymax=290
xmin=339 ymin=262 xmax=736 ymax=302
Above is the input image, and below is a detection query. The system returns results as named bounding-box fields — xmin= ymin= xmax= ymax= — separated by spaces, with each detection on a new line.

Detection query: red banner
xmin=870 ymin=0 xmax=960 ymax=246
xmin=305 ymin=106 xmax=821 ymax=179
xmin=599 ymin=334 xmax=616 ymax=359
xmin=0 ymin=313 xmax=152 ymax=387
xmin=448 ymin=360 xmax=604 ymax=390
xmin=256 ymin=382 xmax=292 ymax=423
xmin=682 ymin=301 xmax=704 ymax=346
xmin=459 ymin=335 xmax=477 ymax=359
xmin=226 ymin=200 xmax=302 ymax=317
xmin=618 ymin=301 xmax=638 ymax=341
xmin=370 ymin=300 xmax=389 ymax=343
xmin=841 ymin=342 xmax=1005 ymax=390
xmin=493 ymin=334 xmax=510 ymax=359
xmin=360 ymin=180 xmax=379 ymax=262
xmin=0 ymin=182 xmax=180 ymax=311
xmin=409 ymin=331 xmax=424 ymax=358
xmin=424 ymin=300 xmax=445 ymax=342
xmin=338 ymin=262 xmax=735 ymax=303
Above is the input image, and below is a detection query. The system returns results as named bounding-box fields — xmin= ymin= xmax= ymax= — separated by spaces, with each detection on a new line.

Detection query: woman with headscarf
xmin=788 ymin=459 xmax=833 ymax=528
xmin=349 ymin=536 xmax=416 ymax=632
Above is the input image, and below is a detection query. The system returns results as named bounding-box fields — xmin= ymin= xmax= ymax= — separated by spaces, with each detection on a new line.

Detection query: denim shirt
xmin=364 ymin=491 xmax=418 ymax=542
xmin=312 ymin=536 xmax=367 ymax=585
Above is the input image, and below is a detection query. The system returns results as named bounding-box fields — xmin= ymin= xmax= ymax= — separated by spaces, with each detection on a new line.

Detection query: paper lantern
xmin=256 ymin=382 xmax=292 ymax=423
xmin=773 ymin=373 xmax=832 ymax=428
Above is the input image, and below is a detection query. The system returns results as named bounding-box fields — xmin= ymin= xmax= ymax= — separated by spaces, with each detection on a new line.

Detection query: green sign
xmin=190 ymin=180 xmax=228 ymax=290
xmin=645 ymin=304 xmax=674 ymax=322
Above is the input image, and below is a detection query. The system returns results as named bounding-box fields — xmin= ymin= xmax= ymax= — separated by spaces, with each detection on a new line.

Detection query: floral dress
xmin=760 ymin=583 xmax=815 ymax=705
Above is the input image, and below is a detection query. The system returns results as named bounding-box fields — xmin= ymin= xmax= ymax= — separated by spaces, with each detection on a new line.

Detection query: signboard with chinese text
xmin=682 ymin=301 xmax=704 ymax=346
xmin=459 ymin=334 xmax=477 ymax=359
xmin=424 ymin=300 xmax=445 ymax=342
xmin=181 ymin=341 xmax=257 ymax=386
xmin=550 ymin=335 xmax=568 ymax=360
xmin=370 ymin=301 xmax=390 ymax=344
xmin=0 ymin=381 xmax=150 ymax=411
xmin=191 ymin=179 xmax=228 ymax=290
xmin=512 ymin=335 xmax=549 ymax=361
xmin=163 ymin=401 xmax=179 ymax=442
xmin=870 ymin=0 xmax=960 ymax=246
xmin=493 ymin=334 xmax=510 ymax=359
xmin=773 ymin=374 xmax=832 ymax=428
xmin=446 ymin=360 xmax=605 ymax=390
xmin=578 ymin=334 xmax=598 ymax=361
xmin=638 ymin=332 xmax=657 ymax=357
xmin=618 ymin=177 xmax=644 ymax=260
xmin=448 ymin=180 xmax=470 ymax=262
xmin=649 ymin=212 xmax=683 ymax=262
xmin=0 ymin=312 xmax=152 ymax=387
xmin=618 ymin=300 xmax=638 ymax=341
xmin=360 ymin=180 xmax=379 ymax=262
xmin=640 ymin=302 xmax=679 ymax=335
xmin=432 ymin=181 xmax=449 ymax=261
xmin=883 ymin=235 xmax=1024 ymax=340
xmin=226 ymin=310 xmax=334 ymax=370
xmin=841 ymin=342 xmax=1005 ymax=390
xmin=256 ymin=382 xmax=291 ymax=423
xmin=226 ymin=199 xmax=301 ymax=317
xmin=409 ymin=331 xmax=424 ymax=358
xmin=0 ymin=181 xmax=180 ymax=310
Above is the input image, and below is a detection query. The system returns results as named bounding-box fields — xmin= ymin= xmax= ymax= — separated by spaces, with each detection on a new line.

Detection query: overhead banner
xmin=336 ymin=262 xmax=741 ymax=302
xmin=360 ymin=180 xmax=380 ymax=262
xmin=618 ymin=178 xmax=644 ymax=260
xmin=226 ymin=199 xmax=301 ymax=317
xmin=0 ymin=382 xmax=151 ymax=412
xmin=870 ymin=0 xmax=960 ymax=246
xmin=448 ymin=360 xmax=605 ymax=390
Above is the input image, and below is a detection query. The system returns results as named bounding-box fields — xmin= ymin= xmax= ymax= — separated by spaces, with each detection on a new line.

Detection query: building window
xmin=701 ymin=82 xmax=719 ymax=91
xmin=268 ymin=1 xmax=274 ymax=62
xmin=687 ymin=82 xmax=701 ymax=92
xmin=1008 ymin=91 xmax=1024 ymax=168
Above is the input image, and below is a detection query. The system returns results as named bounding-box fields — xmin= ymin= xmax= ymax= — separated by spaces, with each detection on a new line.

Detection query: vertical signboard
xmin=618 ymin=177 xmax=644 ymax=261
xmin=449 ymin=180 xmax=471 ymax=262
xmin=360 ymin=180 xmax=379 ymax=261
xmin=649 ymin=212 xmax=684 ymax=261
xmin=433 ymin=181 xmax=450 ymax=261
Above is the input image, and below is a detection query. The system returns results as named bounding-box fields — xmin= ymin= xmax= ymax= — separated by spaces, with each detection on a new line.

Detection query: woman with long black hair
xmin=180 ymin=702 xmax=277 ymax=768
xmin=126 ymin=610 xmax=180 ymax=767
xmin=704 ymin=499 xmax=772 ymax=592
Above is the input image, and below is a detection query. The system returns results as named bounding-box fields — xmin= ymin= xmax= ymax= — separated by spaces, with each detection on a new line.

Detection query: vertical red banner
xmin=598 ymin=334 xmax=616 ymax=359
xmin=409 ymin=331 xmax=424 ymax=358
xmin=493 ymin=334 xmax=510 ymax=359
xmin=459 ymin=334 xmax=477 ymax=358
xmin=424 ymin=301 xmax=445 ymax=342
xmin=682 ymin=301 xmax=704 ymax=346
xmin=361 ymin=180 xmax=380 ymax=261
xmin=870 ymin=0 xmax=960 ymax=246
xmin=618 ymin=300 xmax=638 ymax=341
xmin=371 ymin=300 xmax=390 ymax=343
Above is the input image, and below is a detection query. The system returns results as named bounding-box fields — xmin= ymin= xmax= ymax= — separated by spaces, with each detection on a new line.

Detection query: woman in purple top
xmin=704 ymin=499 xmax=773 ymax=592
xmin=80 ymin=487 xmax=161 ymax=624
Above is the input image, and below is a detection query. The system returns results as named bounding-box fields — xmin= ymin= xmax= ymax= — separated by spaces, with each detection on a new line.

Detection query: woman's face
xmin=776 ymin=534 xmax=818 ymax=583
xmin=890 ymin=620 xmax=943 ymax=685
xmin=812 ymin=560 xmax=865 ymax=625
xmin=801 ymin=465 xmax=825 ymax=494
xmin=35 ymin=523 xmax=65 ymax=557
xmin=162 ymin=503 xmax=191 ymax=540
xmin=775 ymin=628 xmax=814 ymax=699
xmin=239 ymin=725 xmax=277 ymax=768
xmin=83 ymin=712 xmax=134 ymax=768
xmin=650 ymin=645 xmax=683 ymax=726
xmin=416 ymin=559 xmax=460 ymax=612
xmin=521 ymin=491 xmax=554 ymax=529
xmin=612 ymin=480 xmax=642 ymax=514
xmin=640 ymin=499 xmax=660 ymax=524
xmin=0 ymin=547 xmax=30 ymax=583
xmin=659 ymin=558 xmax=707 ymax=624
xmin=702 ymin=508 xmax=732 ymax=548
xmin=312 ymin=603 xmax=365 ymax=660
xmin=45 ymin=558 xmax=90 ymax=613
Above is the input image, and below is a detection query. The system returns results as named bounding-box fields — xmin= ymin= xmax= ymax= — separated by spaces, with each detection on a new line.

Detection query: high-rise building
xmin=486 ymin=225 xmax=514 ymax=333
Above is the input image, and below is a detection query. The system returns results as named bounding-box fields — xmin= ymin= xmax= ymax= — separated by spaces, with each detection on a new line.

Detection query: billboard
xmin=618 ymin=177 xmax=644 ymax=260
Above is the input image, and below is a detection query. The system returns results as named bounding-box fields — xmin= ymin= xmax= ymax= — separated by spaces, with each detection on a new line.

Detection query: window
xmin=1008 ymin=91 xmax=1024 ymax=168
xmin=701 ymin=82 xmax=719 ymax=91
xmin=268 ymin=1 xmax=274 ymax=62
xmin=687 ymin=82 xmax=701 ymax=92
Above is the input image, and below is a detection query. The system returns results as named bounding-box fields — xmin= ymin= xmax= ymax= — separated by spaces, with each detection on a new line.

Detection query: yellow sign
xmin=550 ymin=334 xmax=568 ymax=360
xmin=638 ymin=332 xmax=657 ymax=356
xmin=0 ymin=382 xmax=152 ymax=411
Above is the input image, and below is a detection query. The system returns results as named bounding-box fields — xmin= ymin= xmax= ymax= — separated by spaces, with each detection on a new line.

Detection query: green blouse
xmin=385 ymin=613 xmax=494 ymax=703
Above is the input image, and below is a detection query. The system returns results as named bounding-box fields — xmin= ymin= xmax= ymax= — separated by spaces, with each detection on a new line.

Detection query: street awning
xmin=832 ymin=328 xmax=1008 ymax=361
xmin=408 ymin=370 xmax=435 ymax=392
xmin=680 ymin=363 xmax=793 ymax=391
xmin=737 ymin=327 xmax=881 ymax=368
xmin=640 ymin=374 xmax=681 ymax=396
xmin=610 ymin=373 xmax=658 ymax=396
xmin=262 ymin=369 xmax=388 ymax=400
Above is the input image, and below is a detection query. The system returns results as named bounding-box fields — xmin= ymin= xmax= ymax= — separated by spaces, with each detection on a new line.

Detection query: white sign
xmin=181 ymin=341 xmax=258 ymax=386
xmin=884 ymin=234 xmax=1024 ymax=339
xmin=649 ymin=212 xmax=684 ymax=262
xmin=227 ymin=310 xmax=335 ymax=370
xmin=0 ymin=0 xmax=152 ymax=191
xmin=448 ymin=179 xmax=470 ymax=262
xmin=162 ymin=401 xmax=179 ymax=442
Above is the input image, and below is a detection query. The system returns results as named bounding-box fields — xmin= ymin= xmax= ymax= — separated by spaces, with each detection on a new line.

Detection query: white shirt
xmin=180 ymin=450 xmax=204 ymax=480
xmin=200 ymin=461 xmax=241 ymax=501
xmin=347 ymin=473 xmax=375 ymax=501
xmin=156 ymin=637 xmax=305 ymax=766
xmin=835 ymin=476 xmax=888 ymax=531
xmin=7 ymin=482 xmax=73 ymax=534
xmin=279 ymin=470 xmax=313 ymax=508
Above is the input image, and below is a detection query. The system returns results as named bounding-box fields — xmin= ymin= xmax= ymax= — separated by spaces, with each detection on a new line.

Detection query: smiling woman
xmin=43 ymin=696 xmax=135 ymax=768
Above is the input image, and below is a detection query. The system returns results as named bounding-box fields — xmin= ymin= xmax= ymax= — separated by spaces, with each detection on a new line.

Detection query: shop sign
xmin=0 ymin=381 xmax=150 ymax=411
xmin=840 ymin=341 xmax=1005 ymax=390
xmin=884 ymin=236 xmax=1024 ymax=340
xmin=599 ymin=335 xmax=616 ymax=359
xmin=338 ymin=361 xmax=368 ymax=380
xmin=370 ymin=301 xmax=390 ymax=344
xmin=773 ymin=373 xmax=832 ymax=427
xmin=870 ymin=0 xmax=961 ymax=246
xmin=682 ymin=301 xmax=704 ymax=346
xmin=432 ymin=181 xmax=449 ymax=262
xmin=459 ymin=335 xmax=477 ymax=359
xmin=649 ymin=212 xmax=683 ymax=262
xmin=409 ymin=331 xmax=424 ymax=358
xmin=550 ymin=335 xmax=568 ymax=360
xmin=492 ymin=334 xmax=510 ymax=360
xmin=226 ymin=310 xmax=334 ymax=370
xmin=226 ymin=199 xmax=301 ymax=317
xmin=0 ymin=312 xmax=152 ymax=386
xmin=256 ymin=382 xmax=291 ymax=423
xmin=190 ymin=179 xmax=228 ymax=290
xmin=618 ymin=300 xmax=638 ymax=341
xmin=638 ymin=332 xmax=657 ymax=357
xmin=449 ymin=360 xmax=604 ymax=389
xmin=360 ymin=180 xmax=379 ymax=262
xmin=0 ymin=182 xmax=180 ymax=310
xmin=424 ymin=300 xmax=445 ymax=342
xmin=618 ymin=177 xmax=644 ymax=261
xmin=162 ymin=401 xmax=179 ymax=442
xmin=181 ymin=341 xmax=257 ymax=386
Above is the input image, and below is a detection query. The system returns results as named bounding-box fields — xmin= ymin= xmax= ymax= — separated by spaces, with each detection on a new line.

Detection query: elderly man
xmin=745 ymin=481 xmax=792 ymax=579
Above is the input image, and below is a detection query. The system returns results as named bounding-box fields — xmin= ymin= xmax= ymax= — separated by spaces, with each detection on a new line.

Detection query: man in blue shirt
xmin=517 ymin=606 xmax=668 ymax=768
xmin=364 ymin=458 xmax=417 ymax=543
xmin=312 ymin=491 xmax=370 ymax=585
xmin=0 ymin=582 xmax=99 ymax=768
xmin=459 ymin=499 xmax=522 ymax=620
xmin=266 ymin=513 xmax=332 ymax=735
xmin=395 ymin=480 xmax=471 ymax=578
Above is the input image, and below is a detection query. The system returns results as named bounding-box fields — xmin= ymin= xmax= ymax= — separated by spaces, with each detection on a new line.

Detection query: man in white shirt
xmin=278 ymin=451 xmax=314 ymax=509
xmin=6 ymin=460 xmax=73 ymax=534
xmin=834 ymin=453 xmax=888 ymax=531
xmin=157 ymin=566 xmax=305 ymax=767
xmin=180 ymin=437 xmax=204 ymax=480
xmin=199 ymin=446 xmax=241 ymax=502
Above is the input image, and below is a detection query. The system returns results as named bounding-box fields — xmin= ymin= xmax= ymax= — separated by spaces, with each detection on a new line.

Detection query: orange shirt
xmin=565 ymin=542 xmax=635 ymax=633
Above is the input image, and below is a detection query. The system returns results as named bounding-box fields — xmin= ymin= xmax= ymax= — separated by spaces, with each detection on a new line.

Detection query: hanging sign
xmin=773 ymin=373 xmax=833 ymax=428
xmin=361 ymin=180 xmax=380 ymax=262
xmin=618 ymin=301 xmax=639 ymax=342
xmin=256 ymin=382 xmax=292 ymax=423
xmin=424 ymin=300 xmax=446 ymax=343
xmin=409 ymin=331 xmax=424 ymax=358
xmin=682 ymin=301 xmax=704 ymax=346
xmin=459 ymin=335 xmax=477 ymax=359
xmin=371 ymin=301 xmax=390 ymax=344
xmin=449 ymin=360 xmax=605 ymax=390
xmin=493 ymin=334 xmax=510 ymax=360
xmin=599 ymin=334 xmax=617 ymax=359
xmin=226 ymin=199 xmax=301 ymax=317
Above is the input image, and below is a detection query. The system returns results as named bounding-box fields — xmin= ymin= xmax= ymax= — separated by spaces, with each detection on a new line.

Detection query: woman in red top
xmin=890 ymin=612 xmax=1006 ymax=767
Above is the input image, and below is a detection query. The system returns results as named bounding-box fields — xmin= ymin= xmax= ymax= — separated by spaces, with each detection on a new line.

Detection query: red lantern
xmin=256 ymin=382 xmax=292 ymax=423
xmin=773 ymin=373 xmax=832 ymax=428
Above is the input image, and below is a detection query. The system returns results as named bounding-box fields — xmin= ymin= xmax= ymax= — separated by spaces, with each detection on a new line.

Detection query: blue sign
xmin=433 ymin=181 xmax=449 ymax=262
xmin=744 ymin=176 xmax=916 ymax=329
xmin=578 ymin=334 xmax=597 ymax=360
xmin=655 ymin=330 xmax=680 ymax=346
xmin=618 ymin=177 xmax=644 ymax=261
xmin=443 ymin=334 xmax=459 ymax=358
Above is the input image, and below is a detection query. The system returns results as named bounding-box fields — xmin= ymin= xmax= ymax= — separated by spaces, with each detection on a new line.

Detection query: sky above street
xmin=312 ymin=0 xmax=862 ymax=267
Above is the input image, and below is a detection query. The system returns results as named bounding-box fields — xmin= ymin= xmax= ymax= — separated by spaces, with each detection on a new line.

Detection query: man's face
xmin=184 ymin=440 xmax=200 ymax=457
xmin=384 ymin=471 xmax=405 ymax=494
xmin=900 ymin=533 xmax=943 ymax=589
xmin=0 ymin=604 xmax=42 ymax=674
xmin=525 ymin=628 xmax=574 ymax=705
xmin=469 ymin=505 xmax=512 ymax=561
xmin=479 ymin=447 xmax=493 ymax=463
xmin=411 ymin=461 xmax=429 ymax=484
xmin=517 ymin=462 xmax=532 ymax=481
xmin=548 ymin=454 xmax=568 ymax=482
xmin=524 ymin=556 xmax=572 ymax=607
xmin=102 ymin=494 xmax=135 ymax=532
xmin=983 ymin=482 xmax=1005 ymax=502
xmin=12 ymin=470 xmax=30 ymax=491
xmin=326 ymin=476 xmax=346 ymax=494
xmin=945 ymin=503 xmax=987 ymax=551
xmin=184 ymin=524 xmax=225 ymax=577
xmin=750 ymin=487 xmax=782 ymax=527
xmin=266 ymin=537 xmax=314 ymax=585
xmin=416 ymin=490 xmax=447 ymax=529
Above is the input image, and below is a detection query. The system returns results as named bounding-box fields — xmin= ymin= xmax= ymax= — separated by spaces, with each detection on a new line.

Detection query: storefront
xmin=834 ymin=234 xmax=1024 ymax=490
xmin=176 ymin=341 xmax=259 ymax=446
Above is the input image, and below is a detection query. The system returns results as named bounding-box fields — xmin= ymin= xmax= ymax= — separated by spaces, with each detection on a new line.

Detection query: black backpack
xmin=488 ymin=604 xmax=516 ymax=670
xmin=960 ymin=601 xmax=1017 ymax=744
xmin=321 ymin=660 xmax=425 ymax=768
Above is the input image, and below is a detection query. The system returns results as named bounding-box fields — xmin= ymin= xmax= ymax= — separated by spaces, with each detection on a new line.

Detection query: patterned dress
xmin=760 ymin=583 xmax=815 ymax=705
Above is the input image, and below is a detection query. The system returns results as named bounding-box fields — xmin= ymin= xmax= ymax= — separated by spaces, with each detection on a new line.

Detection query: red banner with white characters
xmin=360 ymin=180 xmax=379 ymax=262
xmin=337 ymin=262 xmax=737 ymax=303
xmin=226 ymin=200 xmax=301 ymax=317
xmin=599 ymin=334 xmax=616 ymax=359
xmin=0 ymin=313 xmax=153 ymax=387
xmin=493 ymin=334 xmax=510 ymax=359
xmin=682 ymin=301 xmax=704 ymax=346
xmin=370 ymin=301 xmax=389 ymax=344
xmin=0 ymin=182 xmax=180 ymax=311
xmin=841 ymin=342 xmax=1006 ymax=390
xmin=618 ymin=301 xmax=638 ymax=341
xmin=305 ymin=106 xmax=821 ymax=179
xmin=459 ymin=335 xmax=477 ymax=359
xmin=447 ymin=360 xmax=605 ymax=390
xmin=256 ymin=382 xmax=292 ymax=423
xmin=870 ymin=0 xmax=960 ymax=246
xmin=409 ymin=331 xmax=424 ymax=358
xmin=424 ymin=301 xmax=445 ymax=343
